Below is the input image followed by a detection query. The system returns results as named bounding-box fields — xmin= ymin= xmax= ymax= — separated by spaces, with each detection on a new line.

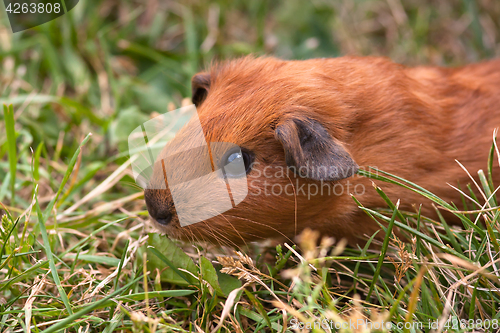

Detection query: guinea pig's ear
xmin=191 ymin=73 xmax=211 ymax=107
xmin=274 ymin=117 xmax=358 ymax=181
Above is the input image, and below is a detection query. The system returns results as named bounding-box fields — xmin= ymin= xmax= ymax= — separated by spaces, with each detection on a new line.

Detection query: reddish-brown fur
xmin=145 ymin=56 xmax=500 ymax=246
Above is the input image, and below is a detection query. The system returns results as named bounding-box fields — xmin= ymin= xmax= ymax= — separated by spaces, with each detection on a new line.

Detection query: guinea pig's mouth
xmin=151 ymin=214 xmax=180 ymax=231
xmin=150 ymin=214 xmax=209 ymax=243
xmin=147 ymin=204 xmax=182 ymax=236
xmin=153 ymin=221 xmax=183 ymax=239
xmin=152 ymin=212 xmax=173 ymax=226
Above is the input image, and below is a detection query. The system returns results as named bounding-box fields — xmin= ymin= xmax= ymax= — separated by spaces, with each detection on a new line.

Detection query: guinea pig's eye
xmin=221 ymin=148 xmax=254 ymax=178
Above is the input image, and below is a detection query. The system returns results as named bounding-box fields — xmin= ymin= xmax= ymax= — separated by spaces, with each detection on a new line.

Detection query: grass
xmin=0 ymin=0 xmax=500 ymax=332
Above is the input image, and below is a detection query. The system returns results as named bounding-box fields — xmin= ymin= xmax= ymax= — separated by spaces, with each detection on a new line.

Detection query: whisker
xmin=122 ymin=181 xmax=144 ymax=191
xmin=181 ymin=226 xmax=198 ymax=245
xmin=193 ymin=221 xmax=231 ymax=248
xmin=216 ymin=214 xmax=248 ymax=248
xmin=203 ymin=220 xmax=241 ymax=248
xmin=221 ymin=214 xmax=295 ymax=244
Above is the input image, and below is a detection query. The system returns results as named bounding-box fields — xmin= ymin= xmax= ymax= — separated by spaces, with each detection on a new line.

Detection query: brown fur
xmin=144 ymin=56 xmax=500 ymax=247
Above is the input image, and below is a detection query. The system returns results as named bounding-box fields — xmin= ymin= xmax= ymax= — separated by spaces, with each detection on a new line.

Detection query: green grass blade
xmin=478 ymin=169 xmax=496 ymax=207
xmin=359 ymin=168 xmax=486 ymax=238
xmin=0 ymin=217 xmax=20 ymax=269
xmin=3 ymin=104 xmax=17 ymax=206
xmin=148 ymin=246 xmax=193 ymax=285
xmin=33 ymin=142 xmax=44 ymax=183
xmin=358 ymin=206 xmax=472 ymax=261
xmin=0 ymin=260 xmax=49 ymax=292
xmin=27 ymin=134 xmax=92 ymax=317
xmin=34 ymin=194 xmax=73 ymax=316
xmin=433 ymin=205 xmax=462 ymax=253
xmin=244 ymin=289 xmax=274 ymax=331
xmin=63 ymin=254 xmax=120 ymax=266
xmin=487 ymin=136 xmax=497 ymax=195
xmin=42 ymin=133 xmax=92 ymax=221
xmin=113 ymin=238 xmax=129 ymax=291
xmin=60 ymin=218 xmax=126 ymax=257
xmin=366 ymin=200 xmax=399 ymax=300
xmin=40 ymin=275 xmax=143 ymax=333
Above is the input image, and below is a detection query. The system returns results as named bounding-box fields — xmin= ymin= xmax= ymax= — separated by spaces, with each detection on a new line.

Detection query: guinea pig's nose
xmin=155 ymin=211 xmax=173 ymax=226
xmin=144 ymin=189 xmax=175 ymax=226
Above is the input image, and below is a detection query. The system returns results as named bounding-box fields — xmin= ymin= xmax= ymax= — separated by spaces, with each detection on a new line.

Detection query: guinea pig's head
xmin=144 ymin=57 xmax=361 ymax=246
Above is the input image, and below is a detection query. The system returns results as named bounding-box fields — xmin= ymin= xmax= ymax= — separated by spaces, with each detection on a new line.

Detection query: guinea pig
xmin=143 ymin=56 xmax=500 ymax=246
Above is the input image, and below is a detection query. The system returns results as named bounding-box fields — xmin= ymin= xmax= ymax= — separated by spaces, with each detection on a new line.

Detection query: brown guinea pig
xmin=144 ymin=56 xmax=500 ymax=247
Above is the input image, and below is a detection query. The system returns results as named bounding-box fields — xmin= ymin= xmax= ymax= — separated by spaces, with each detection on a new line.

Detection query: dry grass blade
xmin=211 ymin=284 xmax=246 ymax=333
